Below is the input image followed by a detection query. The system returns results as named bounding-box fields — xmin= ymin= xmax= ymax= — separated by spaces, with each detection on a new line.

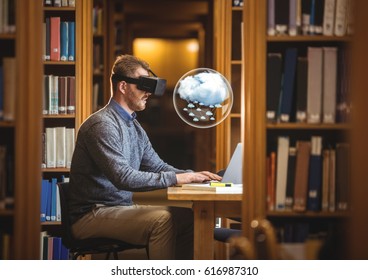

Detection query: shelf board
xmin=41 ymin=221 xmax=61 ymax=226
xmin=267 ymin=210 xmax=349 ymax=218
xmin=43 ymin=114 xmax=75 ymax=119
xmin=0 ymin=33 xmax=16 ymax=39
xmin=230 ymin=113 xmax=241 ymax=118
xmin=267 ymin=35 xmax=351 ymax=42
xmin=266 ymin=123 xmax=350 ymax=130
xmin=44 ymin=61 xmax=75 ymax=65
xmin=232 ymin=6 xmax=243 ymax=11
xmin=0 ymin=120 xmax=15 ymax=127
xmin=0 ymin=209 xmax=14 ymax=216
xmin=43 ymin=7 xmax=75 ymax=11
xmin=231 ymin=60 xmax=242 ymax=65
xmin=42 ymin=167 xmax=70 ymax=172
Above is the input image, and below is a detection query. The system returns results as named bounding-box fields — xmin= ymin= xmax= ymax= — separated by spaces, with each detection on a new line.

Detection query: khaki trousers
xmin=71 ymin=204 xmax=194 ymax=260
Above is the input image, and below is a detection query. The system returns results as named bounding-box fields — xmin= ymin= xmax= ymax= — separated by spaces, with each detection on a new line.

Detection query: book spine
xmin=307 ymin=47 xmax=323 ymax=124
xmin=268 ymin=0 xmax=276 ymax=35
xmin=307 ymin=136 xmax=323 ymax=211
xmin=275 ymin=136 xmax=290 ymax=210
xmin=322 ymin=47 xmax=338 ymax=123
xmin=323 ymin=0 xmax=336 ymax=36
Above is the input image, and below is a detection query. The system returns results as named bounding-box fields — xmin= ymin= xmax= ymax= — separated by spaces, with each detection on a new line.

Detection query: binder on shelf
xmin=323 ymin=0 xmax=336 ymax=36
xmin=58 ymin=76 xmax=68 ymax=115
xmin=288 ymin=0 xmax=297 ymax=36
xmin=334 ymin=0 xmax=348 ymax=36
xmin=295 ymin=57 xmax=308 ymax=122
xmin=45 ymin=180 xmax=52 ymax=221
xmin=266 ymin=53 xmax=282 ymax=122
xmin=307 ymin=47 xmax=323 ymax=124
xmin=68 ymin=21 xmax=75 ymax=61
xmin=60 ymin=21 xmax=69 ymax=61
xmin=67 ymin=76 xmax=76 ymax=114
xmin=293 ymin=140 xmax=311 ymax=212
xmin=321 ymin=149 xmax=330 ymax=211
xmin=322 ymin=47 xmax=338 ymax=123
xmin=44 ymin=18 xmax=51 ymax=61
xmin=275 ymin=136 xmax=290 ymax=210
xmin=328 ymin=149 xmax=336 ymax=212
xmin=275 ymin=0 xmax=289 ymax=35
xmin=50 ymin=17 xmax=61 ymax=61
xmin=279 ymin=48 xmax=297 ymax=122
xmin=40 ymin=179 xmax=50 ymax=222
xmin=55 ymin=127 xmax=66 ymax=168
xmin=307 ymin=136 xmax=323 ymax=211
xmin=267 ymin=0 xmax=276 ymax=35
xmin=313 ymin=0 xmax=325 ymax=35
xmin=336 ymin=143 xmax=350 ymax=211
xmin=285 ymin=147 xmax=297 ymax=210
xmin=51 ymin=178 xmax=57 ymax=221
xmin=46 ymin=127 xmax=56 ymax=168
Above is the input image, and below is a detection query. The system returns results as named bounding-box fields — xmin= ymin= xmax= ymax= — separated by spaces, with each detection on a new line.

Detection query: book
xmin=322 ymin=47 xmax=338 ymax=123
xmin=44 ymin=17 xmax=51 ymax=60
xmin=334 ymin=0 xmax=348 ymax=36
xmin=65 ymin=128 xmax=75 ymax=168
xmin=288 ymin=0 xmax=297 ymax=36
xmin=67 ymin=76 xmax=75 ymax=114
xmin=3 ymin=57 xmax=16 ymax=121
xmin=51 ymin=178 xmax=57 ymax=221
xmin=0 ymin=66 xmax=3 ymax=119
xmin=266 ymin=152 xmax=276 ymax=211
xmin=68 ymin=21 xmax=75 ymax=61
xmin=266 ymin=53 xmax=282 ymax=122
xmin=313 ymin=0 xmax=325 ymax=35
xmin=40 ymin=179 xmax=50 ymax=222
xmin=56 ymin=183 xmax=61 ymax=221
xmin=52 ymin=237 xmax=62 ymax=260
xmin=323 ymin=0 xmax=336 ymax=36
xmin=275 ymin=0 xmax=289 ymax=35
xmin=46 ymin=127 xmax=56 ymax=168
xmin=181 ymin=183 xmax=243 ymax=194
xmin=293 ymin=140 xmax=311 ymax=212
xmin=295 ymin=57 xmax=308 ymax=122
xmin=307 ymin=136 xmax=323 ymax=211
xmin=285 ymin=147 xmax=297 ymax=210
xmin=267 ymin=0 xmax=276 ymax=35
xmin=58 ymin=76 xmax=68 ymax=115
xmin=45 ymin=180 xmax=52 ymax=221
xmin=60 ymin=21 xmax=69 ymax=61
xmin=321 ymin=149 xmax=330 ymax=211
xmin=279 ymin=48 xmax=297 ymax=122
xmin=336 ymin=143 xmax=350 ymax=210
xmin=307 ymin=47 xmax=323 ymax=123
xmin=275 ymin=136 xmax=290 ymax=210
xmin=301 ymin=0 xmax=311 ymax=35
xmin=328 ymin=149 xmax=336 ymax=212
xmin=50 ymin=17 xmax=61 ymax=61
xmin=55 ymin=126 xmax=66 ymax=168
xmin=308 ymin=0 xmax=316 ymax=34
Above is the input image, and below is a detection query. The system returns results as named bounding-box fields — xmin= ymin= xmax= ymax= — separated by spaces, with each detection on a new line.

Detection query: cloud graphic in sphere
xmin=177 ymin=72 xmax=227 ymax=106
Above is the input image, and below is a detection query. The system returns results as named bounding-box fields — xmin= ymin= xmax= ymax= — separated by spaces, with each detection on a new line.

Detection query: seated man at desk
xmin=68 ymin=54 xmax=221 ymax=260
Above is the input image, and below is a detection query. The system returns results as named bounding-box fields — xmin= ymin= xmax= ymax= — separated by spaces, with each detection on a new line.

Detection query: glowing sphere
xmin=173 ymin=68 xmax=233 ymax=128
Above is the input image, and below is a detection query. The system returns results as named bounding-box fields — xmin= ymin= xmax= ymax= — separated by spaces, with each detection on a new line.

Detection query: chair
xmin=57 ymin=182 xmax=149 ymax=260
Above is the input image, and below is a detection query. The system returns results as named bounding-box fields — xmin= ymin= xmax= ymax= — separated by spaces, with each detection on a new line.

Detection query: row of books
xmin=267 ymin=0 xmax=353 ymax=36
xmin=43 ymin=0 xmax=75 ymax=8
xmin=43 ymin=17 xmax=75 ymax=62
xmin=42 ymin=127 xmax=75 ymax=169
xmin=40 ymin=232 xmax=69 ymax=260
xmin=0 ymin=57 xmax=16 ymax=121
xmin=0 ymin=0 xmax=15 ymax=34
xmin=266 ymin=136 xmax=350 ymax=212
xmin=0 ymin=145 xmax=13 ymax=210
xmin=266 ymin=46 xmax=349 ymax=124
xmin=43 ymin=75 xmax=75 ymax=115
xmin=0 ymin=231 xmax=11 ymax=259
xmin=93 ymin=3 xmax=103 ymax=35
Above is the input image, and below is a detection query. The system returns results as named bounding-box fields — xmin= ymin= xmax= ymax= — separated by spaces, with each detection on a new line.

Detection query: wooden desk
xmin=167 ymin=187 xmax=242 ymax=260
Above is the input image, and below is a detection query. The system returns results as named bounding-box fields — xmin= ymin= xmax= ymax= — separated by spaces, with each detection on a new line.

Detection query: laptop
xmin=181 ymin=143 xmax=243 ymax=193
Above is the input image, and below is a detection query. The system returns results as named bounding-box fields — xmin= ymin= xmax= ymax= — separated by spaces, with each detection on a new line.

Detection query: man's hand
xmin=176 ymin=171 xmax=222 ymax=185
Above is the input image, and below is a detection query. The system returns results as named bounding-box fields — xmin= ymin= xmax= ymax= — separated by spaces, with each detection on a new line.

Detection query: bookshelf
xmin=214 ymin=0 xmax=244 ymax=171
xmin=242 ymin=0 xmax=352 ymax=258
xmin=40 ymin=0 xmax=93 ymax=236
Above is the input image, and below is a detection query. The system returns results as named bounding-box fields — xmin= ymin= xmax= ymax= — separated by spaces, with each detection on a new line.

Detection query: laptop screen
xmin=221 ymin=143 xmax=242 ymax=184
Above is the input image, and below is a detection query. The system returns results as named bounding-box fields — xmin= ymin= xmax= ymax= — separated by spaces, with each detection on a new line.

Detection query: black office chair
xmin=57 ymin=182 xmax=149 ymax=260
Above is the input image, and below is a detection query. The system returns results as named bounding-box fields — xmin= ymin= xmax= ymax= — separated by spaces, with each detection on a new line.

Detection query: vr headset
xmin=111 ymin=70 xmax=166 ymax=96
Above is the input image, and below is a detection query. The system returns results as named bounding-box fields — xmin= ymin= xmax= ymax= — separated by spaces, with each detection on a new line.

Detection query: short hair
xmin=110 ymin=54 xmax=150 ymax=94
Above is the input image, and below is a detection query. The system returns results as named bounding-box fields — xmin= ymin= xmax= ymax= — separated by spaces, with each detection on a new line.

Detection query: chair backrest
xmin=250 ymin=218 xmax=279 ymax=259
xmin=57 ymin=182 xmax=75 ymax=249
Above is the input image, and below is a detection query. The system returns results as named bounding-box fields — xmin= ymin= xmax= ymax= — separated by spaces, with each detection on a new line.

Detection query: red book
xmin=50 ymin=17 xmax=61 ymax=61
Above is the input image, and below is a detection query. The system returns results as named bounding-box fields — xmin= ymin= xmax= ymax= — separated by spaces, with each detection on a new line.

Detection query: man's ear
xmin=118 ymin=81 xmax=127 ymax=94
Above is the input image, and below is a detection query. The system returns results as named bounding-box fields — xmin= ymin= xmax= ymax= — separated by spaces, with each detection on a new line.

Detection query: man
xmin=68 ymin=54 xmax=221 ymax=259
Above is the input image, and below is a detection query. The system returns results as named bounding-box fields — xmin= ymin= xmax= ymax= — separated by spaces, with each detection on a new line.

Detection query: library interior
xmin=0 ymin=0 xmax=367 ymax=260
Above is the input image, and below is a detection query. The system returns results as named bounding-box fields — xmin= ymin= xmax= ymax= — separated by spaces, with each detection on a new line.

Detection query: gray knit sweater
xmin=68 ymin=99 xmax=187 ymax=224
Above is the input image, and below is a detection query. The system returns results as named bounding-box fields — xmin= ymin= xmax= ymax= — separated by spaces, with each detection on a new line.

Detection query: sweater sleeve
xmin=82 ymin=120 xmax=179 ymax=191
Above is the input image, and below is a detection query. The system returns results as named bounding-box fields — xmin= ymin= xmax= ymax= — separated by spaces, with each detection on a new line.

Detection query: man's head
xmin=110 ymin=55 xmax=151 ymax=113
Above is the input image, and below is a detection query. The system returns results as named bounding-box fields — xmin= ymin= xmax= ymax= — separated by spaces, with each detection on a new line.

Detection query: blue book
xmin=51 ymin=178 xmax=57 ymax=221
xmin=68 ymin=22 xmax=75 ymax=61
xmin=40 ymin=179 xmax=50 ymax=222
xmin=45 ymin=180 xmax=52 ymax=221
xmin=307 ymin=136 xmax=323 ymax=211
xmin=278 ymin=48 xmax=297 ymax=122
xmin=0 ymin=66 xmax=3 ymax=119
xmin=60 ymin=244 xmax=69 ymax=260
xmin=309 ymin=0 xmax=316 ymax=34
xmin=60 ymin=21 xmax=69 ymax=61
xmin=52 ymin=237 xmax=62 ymax=260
